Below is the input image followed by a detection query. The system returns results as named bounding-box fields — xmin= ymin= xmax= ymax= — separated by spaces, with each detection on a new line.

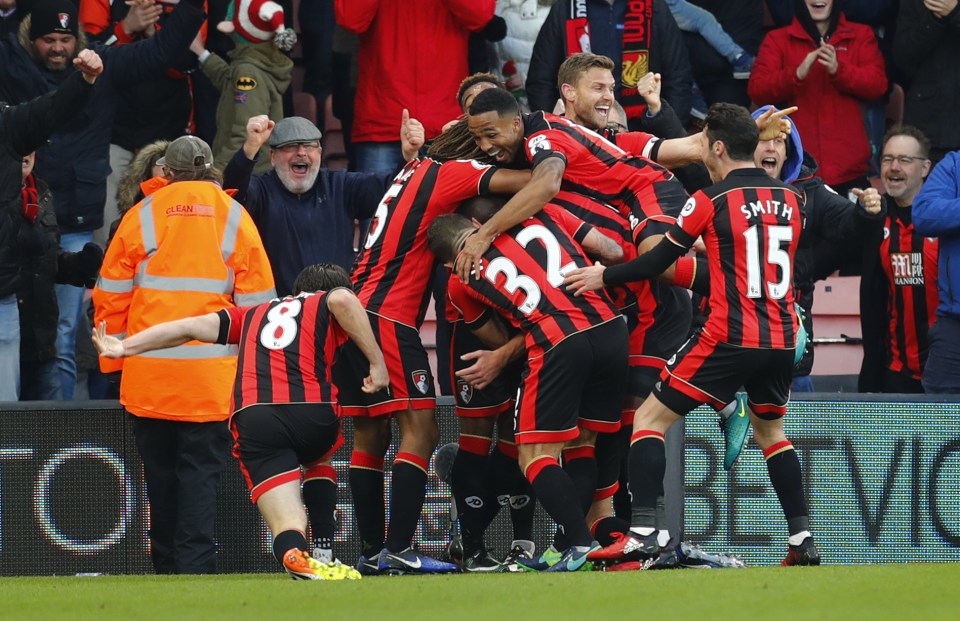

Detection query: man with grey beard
xmin=224 ymin=115 xmax=422 ymax=296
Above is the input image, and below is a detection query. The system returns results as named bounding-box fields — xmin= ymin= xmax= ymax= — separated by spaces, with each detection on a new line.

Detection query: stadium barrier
xmin=1 ymin=396 xmax=958 ymax=575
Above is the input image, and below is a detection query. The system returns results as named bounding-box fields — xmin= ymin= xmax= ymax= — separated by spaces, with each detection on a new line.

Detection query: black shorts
xmin=654 ymin=330 xmax=793 ymax=419
xmin=333 ymin=313 xmax=436 ymax=417
xmin=230 ymin=403 xmax=342 ymax=503
xmin=515 ymin=319 xmax=628 ymax=445
xmin=450 ymin=321 xmax=522 ymax=418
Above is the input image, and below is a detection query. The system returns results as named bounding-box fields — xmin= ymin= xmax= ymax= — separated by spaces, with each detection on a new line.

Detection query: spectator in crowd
xmin=115 ymin=139 xmax=170 ymax=220
xmin=526 ymin=0 xmax=693 ymax=126
xmin=335 ymin=0 xmax=495 ymax=174
xmin=297 ymin=0 xmax=335 ymax=131
xmin=330 ymin=23 xmax=359 ymax=169
xmin=223 ymin=114 xmax=422 ymax=296
xmin=0 ymin=0 xmax=205 ymax=400
xmin=665 ymin=0 xmax=754 ymax=79
xmin=911 ymin=149 xmax=960 ymax=394
xmin=1 ymin=48 xmax=104 ymax=402
xmin=18 ymin=151 xmax=103 ymax=401
xmin=94 ymin=135 xmax=276 ymax=573
xmin=859 ymin=126 xmax=937 ymax=394
xmin=767 ymin=0 xmax=898 ymax=177
xmin=750 ymin=104 xmax=882 ymax=391
xmin=0 ymin=0 xmax=29 ymax=38
xmin=79 ymin=0 xmax=207 ymax=249
xmin=93 ymin=263 xmax=385 ymax=581
xmin=748 ymin=0 xmax=886 ymax=198
xmin=894 ymin=0 xmax=960 ymax=165
xmin=485 ymin=0 xmax=553 ymax=110
xmin=680 ymin=0 xmax=765 ymax=109
xmin=191 ymin=0 xmax=295 ymax=173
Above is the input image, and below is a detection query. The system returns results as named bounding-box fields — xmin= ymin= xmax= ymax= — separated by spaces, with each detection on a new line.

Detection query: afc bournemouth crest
xmin=58 ymin=13 xmax=71 ymax=29
xmin=457 ymin=378 xmax=473 ymax=404
xmin=412 ymin=370 xmax=430 ymax=395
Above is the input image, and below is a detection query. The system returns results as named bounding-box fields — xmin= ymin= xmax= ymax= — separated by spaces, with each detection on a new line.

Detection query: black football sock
xmin=508 ymin=476 xmax=536 ymax=542
xmin=764 ymin=441 xmax=810 ymax=534
xmin=451 ymin=435 xmax=492 ymax=555
xmin=273 ymin=529 xmax=308 ymax=565
xmin=302 ymin=465 xmax=338 ymax=546
xmin=384 ymin=452 xmax=429 ymax=553
xmin=349 ymin=450 xmax=385 ymax=559
xmin=489 ymin=441 xmax=535 ymax=540
xmin=628 ymin=430 xmax=666 ymax=530
xmin=591 ymin=515 xmax=632 ymax=546
xmin=562 ymin=445 xmax=598 ymax=515
xmin=526 ymin=456 xmax=592 ymax=548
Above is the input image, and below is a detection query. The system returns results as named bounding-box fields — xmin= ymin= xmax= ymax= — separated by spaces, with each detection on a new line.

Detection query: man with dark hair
xmin=860 ymin=125 xmax=937 ymax=393
xmin=93 ymin=263 xmax=387 ymax=580
xmin=459 ymin=87 xmax=690 ymax=280
xmin=565 ymin=102 xmax=820 ymax=567
xmin=428 ymin=205 xmax=628 ymax=572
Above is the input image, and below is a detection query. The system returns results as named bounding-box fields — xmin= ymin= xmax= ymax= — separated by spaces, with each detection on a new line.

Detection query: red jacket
xmin=335 ymin=0 xmax=495 ymax=142
xmin=748 ymin=14 xmax=887 ymax=186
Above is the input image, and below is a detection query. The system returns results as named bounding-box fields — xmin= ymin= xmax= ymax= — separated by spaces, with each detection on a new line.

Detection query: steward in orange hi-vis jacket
xmin=92 ymin=136 xmax=275 ymax=574
xmin=94 ymin=174 xmax=275 ymax=421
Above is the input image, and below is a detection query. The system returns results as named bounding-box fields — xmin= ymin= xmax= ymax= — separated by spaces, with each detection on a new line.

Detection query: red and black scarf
xmin=564 ymin=0 xmax=654 ymax=119
xmin=22 ymin=173 xmax=39 ymax=224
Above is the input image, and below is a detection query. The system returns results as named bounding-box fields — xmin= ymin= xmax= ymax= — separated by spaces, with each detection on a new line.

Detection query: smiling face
xmin=562 ymin=67 xmax=616 ymax=130
xmin=34 ymin=33 xmax=77 ymax=71
xmin=804 ymin=0 xmax=833 ymax=24
xmin=467 ymin=110 xmax=523 ymax=165
xmin=270 ymin=142 xmax=322 ymax=195
xmin=755 ymin=137 xmax=788 ymax=180
xmin=881 ymin=135 xmax=930 ymax=206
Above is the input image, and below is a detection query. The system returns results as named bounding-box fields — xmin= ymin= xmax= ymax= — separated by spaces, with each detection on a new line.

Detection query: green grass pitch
xmin=2 ymin=564 xmax=957 ymax=621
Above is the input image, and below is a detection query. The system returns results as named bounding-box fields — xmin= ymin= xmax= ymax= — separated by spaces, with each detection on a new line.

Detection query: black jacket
xmin=84 ymin=0 xmax=199 ymax=152
xmin=894 ymin=0 xmax=960 ymax=161
xmin=18 ymin=177 xmax=103 ymax=361
xmin=526 ymin=0 xmax=693 ymax=124
xmin=0 ymin=72 xmax=94 ymax=299
xmin=0 ymin=0 xmax=204 ymax=233
xmin=791 ymin=152 xmax=882 ymax=375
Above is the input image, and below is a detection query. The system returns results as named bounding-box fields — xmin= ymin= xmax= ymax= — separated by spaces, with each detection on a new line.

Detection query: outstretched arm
xmin=92 ymin=315 xmax=221 ymax=358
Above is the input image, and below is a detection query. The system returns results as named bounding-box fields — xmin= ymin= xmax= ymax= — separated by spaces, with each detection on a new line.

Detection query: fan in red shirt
xmin=91 ymin=263 xmax=387 ymax=580
xmin=428 ymin=200 xmax=627 ymax=572
xmin=565 ymin=103 xmax=820 ymax=568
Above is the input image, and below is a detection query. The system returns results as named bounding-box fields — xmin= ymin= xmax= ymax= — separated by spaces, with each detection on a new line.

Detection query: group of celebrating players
xmin=93 ymin=52 xmax=820 ymax=579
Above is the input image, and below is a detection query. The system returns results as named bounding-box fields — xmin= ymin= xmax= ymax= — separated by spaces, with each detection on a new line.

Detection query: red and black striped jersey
xmin=521 ymin=112 xmax=689 ymax=228
xmin=549 ymin=190 xmax=654 ymax=348
xmin=668 ymin=168 xmax=802 ymax=348
xmin=352 ymin=157 xmax=496 ymax=328
xmin=448 ymin=206 xmax=620 ymax=358
xmin=603 ymin=128 xmax=661 ymax=162
xmin=217 ymin=290 xmax=348 ymax=412
xmin=879 ymin=206 xmax=939 ymax=378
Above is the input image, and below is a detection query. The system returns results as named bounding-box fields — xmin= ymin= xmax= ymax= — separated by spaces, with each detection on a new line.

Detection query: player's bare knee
xmin=751 ymin=417 xmax=787 ymax=450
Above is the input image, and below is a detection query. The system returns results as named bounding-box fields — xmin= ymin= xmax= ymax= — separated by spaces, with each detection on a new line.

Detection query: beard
xmin=276 ymin=163 xmax=320 ymax=195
